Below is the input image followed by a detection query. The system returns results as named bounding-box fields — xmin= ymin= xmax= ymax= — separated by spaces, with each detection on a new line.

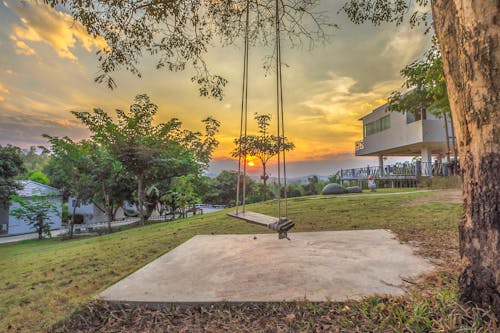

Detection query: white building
xmin=67 ymin=198 xmax=161 ymax=226
xmin=68 ymin=197 xmax=127 ymax=225
xmin=0 ymin=181 xmax=62 ymax=235
xmin=355 ymin=103 xmax=453 ymax=174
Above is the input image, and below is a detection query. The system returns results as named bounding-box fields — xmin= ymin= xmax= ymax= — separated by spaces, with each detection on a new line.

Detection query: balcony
xmin=355 ymin=140 xmax=364 ymax=151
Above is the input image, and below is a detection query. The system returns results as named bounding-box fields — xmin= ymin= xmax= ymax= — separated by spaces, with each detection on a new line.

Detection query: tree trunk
xmin=37 ymin=216 xmax=43 ymax=240
xmin=262 ymin=162 xmax=267 ymax=201
xmin=443 ymin=112 xmax=451 ymax=164
xmin=106 ymin=208 xmax=113 ymax=233
xmin=137 ymin=175 xmax=145 ymax=225
xmin=449 ymin=112 xmax=459 ymax=173
xmin=432 ymin=0 xmax=499 ymax=315
xmin=101 ymin=183 xmax=113 ymax=233
xmin=69 ymin=199 xmax=77 ymax=239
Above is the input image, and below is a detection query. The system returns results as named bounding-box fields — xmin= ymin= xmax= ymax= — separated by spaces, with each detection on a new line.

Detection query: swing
xmin=228 ymin=0 xmax=294 ymax=240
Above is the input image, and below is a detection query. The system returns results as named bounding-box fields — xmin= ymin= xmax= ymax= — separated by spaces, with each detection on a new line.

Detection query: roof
xmin=358 ymin=103 xmax=389 ymax=121
xmin=359 ymin=88 xmax=419 ymax=121
xmin=16 ymin=180 xmax=62 ymax=197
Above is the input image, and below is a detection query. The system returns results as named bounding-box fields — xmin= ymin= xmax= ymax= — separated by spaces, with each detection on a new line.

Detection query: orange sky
xmin=0 ymin=1 xmax=432 ymax=177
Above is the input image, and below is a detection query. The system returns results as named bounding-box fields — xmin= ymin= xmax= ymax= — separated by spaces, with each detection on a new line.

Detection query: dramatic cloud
xmin=5 ymin=0 xmax=107 ymax=61
xmin=0 ymin=1 xmax=432 ymax=177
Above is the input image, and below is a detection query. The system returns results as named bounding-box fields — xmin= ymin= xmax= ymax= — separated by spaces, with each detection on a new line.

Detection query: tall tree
xmin=232 ymin=113 xmax=294 ymax=201
xmin=87 ymin=146 xmax=135 ymax=232
xmin=388 ymin=39 xmax=457 ymax=165
xmin=341 ymin=0 xmax=499 ymax=316
xmin=44 ymin=137 xmax=96 ymax=238
xmin=0 ymin=145 xmax=25 ymax=209
xmin=72 ymin=94 xmax=219 ymax=225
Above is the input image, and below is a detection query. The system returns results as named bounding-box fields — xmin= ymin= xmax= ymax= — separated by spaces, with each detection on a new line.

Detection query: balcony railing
xmin=340 ymin=161 xmax=459 ymax=180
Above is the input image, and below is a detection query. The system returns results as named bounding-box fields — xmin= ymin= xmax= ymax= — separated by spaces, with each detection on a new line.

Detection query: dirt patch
xmin=407 ymin=189 xmax=462 ymax=205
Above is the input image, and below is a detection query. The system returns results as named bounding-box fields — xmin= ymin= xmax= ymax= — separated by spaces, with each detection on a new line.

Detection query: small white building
xmin=68 ymin=197 xmax=126 ymax=225
xmin=355 ymin=103 xmax=453 ymax=175
xmin=0 ymin=181 xmax=63 ymax=235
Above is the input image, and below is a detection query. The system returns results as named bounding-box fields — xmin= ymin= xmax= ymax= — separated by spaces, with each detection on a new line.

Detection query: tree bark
xmin=450 ymin=113 xmax=458 ymax=175
xmin=262 ymin=162 xmax=267 ymax=201
xmin=37 ymin=216 xmax=43 ymax=240
xmin=443 ymin=112 xmax=451 ymax=164
xmin=432 ymin=0 xmax=499 ymax=315
xmin=69 ymin=199 xmax=77 ymax=239
xmin=137 ymin=175 xmax=145 ymax=225
xmin=101 ymin=183 xmax=113 ymax=233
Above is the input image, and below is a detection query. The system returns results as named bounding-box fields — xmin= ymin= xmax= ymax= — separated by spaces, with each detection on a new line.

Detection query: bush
xmin=28 ymin=171 xmax=51 ymax=185
xmin=418 ymin=176 xmax=461 ymax=189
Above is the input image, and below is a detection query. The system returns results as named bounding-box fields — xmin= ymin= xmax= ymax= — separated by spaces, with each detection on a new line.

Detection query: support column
xmin=378 ymin=155 xmax=384 ymax=177
xmin=421 ymin=146 xmax=432 ymax=176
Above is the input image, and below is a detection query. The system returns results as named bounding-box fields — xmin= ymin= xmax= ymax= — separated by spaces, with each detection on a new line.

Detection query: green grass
xmin=0 ymin=189 xmax=463 ymax=332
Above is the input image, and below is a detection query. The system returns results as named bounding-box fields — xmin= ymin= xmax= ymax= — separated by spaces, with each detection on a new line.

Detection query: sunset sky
xmin=0 ymin=1 xmax=432 ymax=178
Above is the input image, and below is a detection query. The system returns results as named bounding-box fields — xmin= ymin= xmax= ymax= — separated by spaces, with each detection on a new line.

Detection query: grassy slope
xmin=0 ymin=190 xmax=461 ymax=332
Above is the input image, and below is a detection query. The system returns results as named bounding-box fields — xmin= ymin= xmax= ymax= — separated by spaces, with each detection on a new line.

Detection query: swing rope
xmin=275 ymin=0 xmax=288 ymax=221
xmin=235 ymin=0 xmax=250 ymax=214
xmin=231 ymin=0 xmax=293 ymax=239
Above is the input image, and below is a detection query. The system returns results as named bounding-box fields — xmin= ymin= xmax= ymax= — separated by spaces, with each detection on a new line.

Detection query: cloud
xmin=0 ymin=112 xmax=89 ymax=148
xmin=0 ymin=83 xmax=9 ymax=101
xmin=291 ymin=72 xmax=401 ymax=156
xmin=4 ymin=0 xmax=107 ymax=61
xmin=10 ymin=34 xmax=36 ymax=55
xmin=382 ymin=27 xmax=427 ymax=69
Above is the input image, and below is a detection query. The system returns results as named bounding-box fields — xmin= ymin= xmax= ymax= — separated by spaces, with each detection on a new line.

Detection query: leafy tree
xmin=0 ymin=145 xmax=25 ymax=208
xmin=286 ymin=182 xmax=303 ymax=198
xmin=9 ymin=192 xmax=59 ymax=240
xmin=44 ymin=0 xmax=331 ymax=97
xmin=232 ymin=113 xmax=294 ymax=201
xmin=87 ymin=146 xmax=135 ymax=232
xmin=72 ymin=94 xmax=220 ymax=225
xmin=212 ymin=170 xmax=256 ymax=207
xmin=44 ymin=137 xmax=96 ymax=238
xmin=341 ymin=0 xmax=499 ymax=316
xmin=328 ymin=173 xmax=341 ymax=184
xmin=388 ymin=40 xmax=457 ymax=165
xmin=28 ymin=171 xmax=51 ymax=185
xmin=196 ymin=176 xmax=220 ymax=206
xmin=302 ymin=175 xmax=325 ymax=196
xmin=160 ymin=175 xmax=199 ymax=219
xmin=18 ymin=146 xmax=50 ymax=179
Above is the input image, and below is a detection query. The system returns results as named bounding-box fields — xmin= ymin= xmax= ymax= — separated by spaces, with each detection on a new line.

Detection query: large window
xmin=364 ymin=115 xmax=391 ymax=136
xmin=406 ymin=110 xmax=427 ymax=124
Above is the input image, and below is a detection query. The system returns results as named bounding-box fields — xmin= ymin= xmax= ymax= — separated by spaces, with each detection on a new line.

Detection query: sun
xmin=246 ymin=156 xmax=256 ymax=167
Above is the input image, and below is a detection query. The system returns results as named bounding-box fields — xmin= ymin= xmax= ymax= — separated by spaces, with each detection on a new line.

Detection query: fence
xmin=340 ymin=161 xmax=459 ymax=181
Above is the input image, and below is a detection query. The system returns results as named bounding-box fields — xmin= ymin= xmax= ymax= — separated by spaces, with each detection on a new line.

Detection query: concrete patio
xmin=99 ymin=230 xmax=433 ymax=306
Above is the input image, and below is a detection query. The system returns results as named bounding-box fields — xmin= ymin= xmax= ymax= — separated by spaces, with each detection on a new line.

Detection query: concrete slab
xmin=99 ymin=230 xmax=433 ymax=305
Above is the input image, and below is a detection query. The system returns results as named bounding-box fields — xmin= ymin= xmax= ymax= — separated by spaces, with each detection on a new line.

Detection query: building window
xmin=364 ymin=115 xmax=391 ymax=136
xmin=406 ymin=110 xmax=427 ymax=123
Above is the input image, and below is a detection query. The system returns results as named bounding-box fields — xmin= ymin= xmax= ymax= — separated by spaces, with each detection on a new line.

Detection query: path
xmin=0 ymin=229 xmax=65 ymax=244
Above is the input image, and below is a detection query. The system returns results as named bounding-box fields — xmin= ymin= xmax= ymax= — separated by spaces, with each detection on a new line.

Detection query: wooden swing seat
xmin=227 ymin=210 xmax=294 ymax=239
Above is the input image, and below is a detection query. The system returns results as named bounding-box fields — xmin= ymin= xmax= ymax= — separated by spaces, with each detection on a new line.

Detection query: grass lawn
xmin=0 ymin=189 xmax=496 ymax=332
